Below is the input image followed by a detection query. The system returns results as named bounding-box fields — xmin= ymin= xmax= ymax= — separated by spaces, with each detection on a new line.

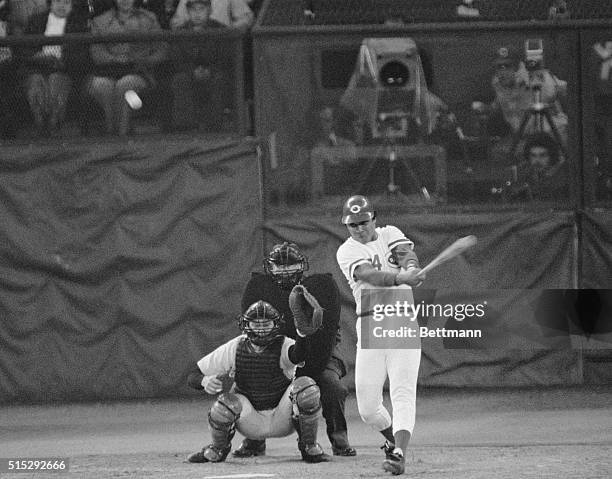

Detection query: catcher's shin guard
xmin=208 ymin=393 xmax=242 ymax=452
xmin=188 ymin=394 xmax=242 ymax=464
xmin=290 ymin=376 xmax=327 ymax=461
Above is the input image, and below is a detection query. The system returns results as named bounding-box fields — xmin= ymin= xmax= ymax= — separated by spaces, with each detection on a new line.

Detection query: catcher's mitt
xmin=289 ymin=284 xmax=323 ymax=336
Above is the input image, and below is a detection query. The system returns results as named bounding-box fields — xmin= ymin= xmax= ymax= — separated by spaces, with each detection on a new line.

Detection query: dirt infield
xmin=2 ymin=387 xmax=611 ymax=478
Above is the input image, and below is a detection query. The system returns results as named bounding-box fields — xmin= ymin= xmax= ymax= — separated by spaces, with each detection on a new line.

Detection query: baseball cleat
xmin=300 ymin=443 xmax=331 ymax=463
xmin=332 ymin=445 xmax=357 ymax=456
xmin=381 ymin=440 xmax=396 ymax=459
xmin=187 ymin=444 xmax=231 ymax=463
xmin=233 ymin=438 xmax=266 ymax=457
xmin=382 ymin=447 xmax=405 ymax=475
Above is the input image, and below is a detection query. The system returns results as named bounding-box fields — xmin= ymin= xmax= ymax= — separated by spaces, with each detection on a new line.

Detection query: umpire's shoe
xmin=332 ymin=445 xmax=357 ymax=456
xmin=187 ymin=444 xmax=231 ymax=463
xmin=382 ymin=446 xmax=405 ymax=475
xmin=233 ymin=438 xmax=266 ymax=457
xmin=299 ymin=443 xmax=331 ymax=463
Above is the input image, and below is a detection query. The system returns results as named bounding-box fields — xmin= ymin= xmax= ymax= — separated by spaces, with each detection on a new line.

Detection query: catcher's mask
xmin=238 ymin=300 xmax=283 ymax=346
xmin=263 ymin=242 xmax=309 ymax=290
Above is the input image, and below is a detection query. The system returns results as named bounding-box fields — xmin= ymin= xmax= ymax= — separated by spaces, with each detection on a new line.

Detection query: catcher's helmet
xmin=238 ymin=300 xmax=283 ymax=346
xmin=264 ymin=242 xmax=309 ymax=290
xmin=341 ymin=195 xmax=376 ymax=224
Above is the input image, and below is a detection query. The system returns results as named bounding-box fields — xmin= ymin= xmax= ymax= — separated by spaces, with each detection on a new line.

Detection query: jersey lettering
xmin=371 ymin=254 xmax=382 ymax=271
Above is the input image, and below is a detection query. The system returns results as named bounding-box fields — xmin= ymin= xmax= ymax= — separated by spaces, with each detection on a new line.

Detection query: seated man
xmin=310 ymin=105 xmax=358 ymax=198
xmin=508 ymin=132 xmax=568 ymax=202
xmin=19 ymin=0 xmax=88 ymax=136
xmin=169 ymin=0 xmax=230 ymax=131
xmin=474 ymin=45 xmax=568 ymax=147
xmin=186 ymin=300 xmax=330 ymax=464
xmin=85 ymin=0 xmax=168 ymax=136
xmin=170 ymin=0 xmax=253 ymax=29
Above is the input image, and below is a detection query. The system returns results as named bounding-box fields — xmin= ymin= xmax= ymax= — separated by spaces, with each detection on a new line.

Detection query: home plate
xmin=202 ymin=474 xmax=276 ymax=479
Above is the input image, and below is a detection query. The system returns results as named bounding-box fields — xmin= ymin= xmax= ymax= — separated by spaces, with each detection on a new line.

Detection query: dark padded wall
xmin=0 ymin=137 xmax=263 ymax=403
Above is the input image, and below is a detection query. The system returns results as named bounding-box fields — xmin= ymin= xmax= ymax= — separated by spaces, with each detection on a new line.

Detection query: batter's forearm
xmin=356 ymin=269 xmax=398 ymax=287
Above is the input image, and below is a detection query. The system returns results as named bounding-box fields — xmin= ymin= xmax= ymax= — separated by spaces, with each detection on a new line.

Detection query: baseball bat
xmin=416 ymin=235 xmax=477 ymax=277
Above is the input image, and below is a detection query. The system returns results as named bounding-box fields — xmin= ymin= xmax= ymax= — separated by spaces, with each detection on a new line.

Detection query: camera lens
xmin=379 ymin=61 xmax=410 ymax=87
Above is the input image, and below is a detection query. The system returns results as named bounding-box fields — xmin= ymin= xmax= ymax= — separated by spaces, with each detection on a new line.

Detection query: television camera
xmin=508 ymin=38 xmax=568 ymax=159
xmin=338 ymin=38 xmax=444 ymax=202
xmin=524 ymin=38 xmax=544 ymax=72
xmin=340 ymin=37 xmax=435 ymax=143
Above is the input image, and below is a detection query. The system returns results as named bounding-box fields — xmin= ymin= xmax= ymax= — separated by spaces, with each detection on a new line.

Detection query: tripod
xmin=509 ymin=85 xmax=568 ymax=159
xmin=354 ymin=116 xmax=431 ymax=203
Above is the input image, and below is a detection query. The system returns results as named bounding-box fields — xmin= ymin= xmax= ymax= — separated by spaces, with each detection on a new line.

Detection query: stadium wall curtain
xmin=0 ymin=137 xmax=263 ymax=403
xmin=581 ymin=210 xmax=612 ymax=289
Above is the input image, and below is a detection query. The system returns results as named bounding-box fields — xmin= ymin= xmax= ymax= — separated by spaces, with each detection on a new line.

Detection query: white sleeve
xmin=385 ymin=225 xmax=414 ymax=251
xmin=337 ymin=242 xmax=371 ymax=281
xmin=196 ymin=335 xmax=241 ymax=376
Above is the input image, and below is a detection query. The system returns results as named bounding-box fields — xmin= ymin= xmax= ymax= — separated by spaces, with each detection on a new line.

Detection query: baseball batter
xmin=336 ymin=195 xmax=424 ymax=476
xmin=186 ymin=300 xmax=330 ymax=464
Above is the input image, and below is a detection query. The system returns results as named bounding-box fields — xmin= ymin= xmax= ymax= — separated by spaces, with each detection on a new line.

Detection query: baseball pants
xmin=354 ymin=346 xmax=421 ymax=435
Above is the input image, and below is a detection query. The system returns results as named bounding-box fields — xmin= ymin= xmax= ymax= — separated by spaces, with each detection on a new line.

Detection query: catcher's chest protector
xmin=234 ymin=336 xmax=291 ymax=410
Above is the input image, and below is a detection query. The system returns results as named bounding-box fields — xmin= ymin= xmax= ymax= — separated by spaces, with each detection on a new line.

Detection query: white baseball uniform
xmin=336 ymin=225 xmax=421 ymax=435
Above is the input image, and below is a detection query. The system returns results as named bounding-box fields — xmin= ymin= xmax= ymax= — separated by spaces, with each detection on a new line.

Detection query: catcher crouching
xmin=186 ymin=300 xmax=331 ymax=464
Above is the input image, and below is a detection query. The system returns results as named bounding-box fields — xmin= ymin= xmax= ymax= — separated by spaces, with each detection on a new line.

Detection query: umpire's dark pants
xmin=299 ymin=355 xmax=350 ymax=449
xmin=315 ymin=365 xmax=350 ymax=449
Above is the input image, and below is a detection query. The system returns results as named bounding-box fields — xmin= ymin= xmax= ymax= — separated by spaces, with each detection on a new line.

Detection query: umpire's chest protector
xmin=234 ymin=336 xmax=292 ymax=411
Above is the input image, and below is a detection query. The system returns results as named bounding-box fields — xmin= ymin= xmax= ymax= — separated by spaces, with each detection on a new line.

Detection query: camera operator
xmin=548 ymin=0 xmax=570 ymax=20
xmin=506 ymin=132 xmax=568 ymax=202
xmin=472 ymin=45 xmax=568 ymax=150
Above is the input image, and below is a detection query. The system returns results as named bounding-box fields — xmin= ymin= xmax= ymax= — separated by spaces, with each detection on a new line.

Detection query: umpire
xmin=235 ymin=242 xmax=356 ymax=457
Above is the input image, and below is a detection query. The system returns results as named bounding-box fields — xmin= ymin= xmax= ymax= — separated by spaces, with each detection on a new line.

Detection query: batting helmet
xmin=341 ymin=195 xmax=376 ymax=224
xmin=238 ymin=300 xmax=283 ymax=346
xmin=264 ymin=242 xmax=309 ymax=290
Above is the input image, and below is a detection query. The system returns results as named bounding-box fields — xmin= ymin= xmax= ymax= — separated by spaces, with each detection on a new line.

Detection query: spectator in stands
xmin=9 ymin=0 xmax=47 ymax=34
xmin=310 ymin=105 xmax=358 ymax=198
xmin=137 ymin=0 xmax=179 ymax=29
xmin=0 ymin=0 xmax=18 ymax=139
xmin=509 ymin=132 xmax=567 ymax=202
xmin=474 ymin=45 xmax=568 ymax=147
xmin=19 ymin=0 xmax=88 ymax=136
xmin=169 ymin=0 xmax=229 ymax=130
xmin=170 ymin=0 xmax=253 ymax=29
xmin=73 ymin=0 xmax=115 ymax=22
xmin=85 ymin=0 xmax=168 ymax=136
xmin=314 ymin=105 xmax=356 ymax=148
xmin=548 ymin=0 xmax=569 ymax=20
